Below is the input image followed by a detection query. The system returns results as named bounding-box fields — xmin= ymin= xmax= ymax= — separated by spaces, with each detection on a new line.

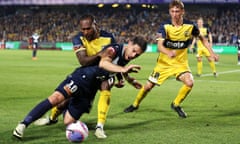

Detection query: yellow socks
xmin=197 ymin=61 xmax=203 ymax=75
xmin=173 ymin=85 xmax=192 ymax=106
xmin=97 ymin=90 xmax=111 ymax=126
xmin=209 ymin=61 xmax=216 ymax=73
xmin=133 ymin=86 xmax=148 ymax=107
xmin=198 ymin=60 xmax=216 ymax=75
xmin=50 ymin=106 xmax=62 ymax=121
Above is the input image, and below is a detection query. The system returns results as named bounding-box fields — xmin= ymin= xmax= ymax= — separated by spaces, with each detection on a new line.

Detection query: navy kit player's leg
xmin=13 ymin=92 xmax=65 ymax=139
xmin=13 ymin=68 xmax=84 ymax=139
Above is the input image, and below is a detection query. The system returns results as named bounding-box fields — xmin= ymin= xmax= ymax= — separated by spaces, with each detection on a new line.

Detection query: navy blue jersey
xmin=56 ymin=43 xmax=129 ymax=120
xmin=55 ymin=65 xmax=108 ymax=119
xmin=102 ymin=43 xmax=129 ymax=66
xmin=57 ymin=64 xmax=114 ymax=96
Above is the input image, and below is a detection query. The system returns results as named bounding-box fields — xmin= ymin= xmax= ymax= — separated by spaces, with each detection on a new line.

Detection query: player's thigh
xmin=64 ymin=110 xmax=76 ymax=125
xmin=202 ymin=48 xmax=211 ymax=57
xmin=196 ymin=49 xmax=203 ymax=59
xmin=65 ymin=98 xmax=92 ymax=125
xmin=100 ymin=77 xmax=115 ymax=90
xmin=48 ymin=91 xmax=65 ymax=106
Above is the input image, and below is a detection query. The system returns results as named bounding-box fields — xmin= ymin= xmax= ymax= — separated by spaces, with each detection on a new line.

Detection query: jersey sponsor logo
xmin=164 ymin=39 xmax=190 ymax=49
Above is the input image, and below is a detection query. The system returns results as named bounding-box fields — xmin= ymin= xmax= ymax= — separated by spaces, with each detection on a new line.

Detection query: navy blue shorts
xmin=55 ymin=66 xmax=105 ymax=120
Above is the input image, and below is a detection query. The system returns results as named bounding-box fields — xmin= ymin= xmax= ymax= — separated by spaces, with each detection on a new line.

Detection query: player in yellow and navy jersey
xmin=33 ymin=14 xmax=121 ymax=139
xmin=124 ymin=0 xmax=219 ymax=118
xmin=190 ymin=17 xmax=217 ymax=77
xmin=72 ymin=15 xmax=119 ymax=139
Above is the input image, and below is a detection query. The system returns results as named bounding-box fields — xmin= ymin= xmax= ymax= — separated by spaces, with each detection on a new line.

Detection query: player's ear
xmin=92 ymin=20 xmax=99 ymax=32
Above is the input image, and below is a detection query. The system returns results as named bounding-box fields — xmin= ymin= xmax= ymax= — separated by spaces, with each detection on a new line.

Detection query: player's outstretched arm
xmin=99 ymin=57 xmax=141 ymax=73
xmin=99 ymin=46 xmax=142 ymax=73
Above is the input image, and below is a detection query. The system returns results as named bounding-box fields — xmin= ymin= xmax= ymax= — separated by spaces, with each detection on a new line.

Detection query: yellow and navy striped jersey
xmin=72 ymin=30 xmax=116 ymax=56
xmin=158 ymin=19 xmax=199 ymax=49
xmin=196 ymin=26 xmax=210 ymax=49
xmin=156 ymin=19 xmax=199 ymax=67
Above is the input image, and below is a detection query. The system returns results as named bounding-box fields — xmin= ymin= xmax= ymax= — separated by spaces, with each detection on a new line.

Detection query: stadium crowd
xmin=0 ymin=4 xmax=239 ymax=44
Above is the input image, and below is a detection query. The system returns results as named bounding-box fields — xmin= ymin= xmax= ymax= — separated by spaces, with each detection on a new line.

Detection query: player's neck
xmin=172 ymin=18 xmax=183 ymax=27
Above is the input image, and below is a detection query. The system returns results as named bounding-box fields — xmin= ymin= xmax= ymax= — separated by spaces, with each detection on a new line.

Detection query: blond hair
xmin=169 ymin=0 xmax=184 ymax=9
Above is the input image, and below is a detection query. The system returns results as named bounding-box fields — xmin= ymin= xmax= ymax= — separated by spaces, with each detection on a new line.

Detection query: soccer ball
xmin=66 ymin=121 xmax=89 ymax=143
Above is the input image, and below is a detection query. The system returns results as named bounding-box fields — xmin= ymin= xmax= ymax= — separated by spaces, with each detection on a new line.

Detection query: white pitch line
xmin=200 ymin=69 xmax=240 ymax=77
xmin=196 ymin=80 xmax=240 ymax=83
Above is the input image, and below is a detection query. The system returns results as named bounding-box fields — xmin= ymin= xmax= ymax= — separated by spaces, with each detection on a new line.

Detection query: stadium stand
xmin=0 ymin=4 xmax=239 ymax=46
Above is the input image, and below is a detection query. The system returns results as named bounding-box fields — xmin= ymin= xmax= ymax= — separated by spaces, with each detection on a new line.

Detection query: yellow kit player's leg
xmin=95 ymin=90 xmax=111 ymax=139
xmin=171 ymin=85 xmax=191 ymax=118
xmin=197 ymin=61 xmax=203 ymax=76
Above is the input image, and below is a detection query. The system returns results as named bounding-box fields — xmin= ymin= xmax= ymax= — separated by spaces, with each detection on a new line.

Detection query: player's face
xmin=197 ymin=19 xmax=203 ymax=28
xmin=80 ymin=19 xmax=97 ymax=41
xmin=124 ymin=43 xmax=143 ymax=61
xmin=169 ymin=6 xmax=184 ymax=22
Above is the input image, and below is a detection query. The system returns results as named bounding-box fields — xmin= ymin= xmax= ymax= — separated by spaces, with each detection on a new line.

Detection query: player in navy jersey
xmin=13 ymin=36 xmax=147 ymax=140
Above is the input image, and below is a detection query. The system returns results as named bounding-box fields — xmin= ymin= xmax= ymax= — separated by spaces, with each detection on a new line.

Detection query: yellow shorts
xmin=196 ymin=47 xmax=211 ymax=57
xmin=148 ymin=63 xmax=191 ymax=85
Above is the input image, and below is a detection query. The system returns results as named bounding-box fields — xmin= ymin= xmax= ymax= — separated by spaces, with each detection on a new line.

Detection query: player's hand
xmin=167 ymin=50 xmax=176 ymax=58
xmin=213 ymin=54 xmax=219 ymax=62
xmin=115 ymin=79 xmax=125 ymax=88
xmin=124 ymin=65 xmax=141 ymax=73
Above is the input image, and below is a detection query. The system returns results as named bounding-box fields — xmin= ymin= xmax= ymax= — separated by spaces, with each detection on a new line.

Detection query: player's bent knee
xmin=48 ymin=91 xmax=65 ymax=105
xmin=64 ymin=111 xmax=77 ymax=125
xmin=185 ymin=81 xmax=194 ymax=88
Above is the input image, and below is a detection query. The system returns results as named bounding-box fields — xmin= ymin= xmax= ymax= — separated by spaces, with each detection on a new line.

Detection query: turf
xmin=0 ymin=49 xmax=239 ymax=144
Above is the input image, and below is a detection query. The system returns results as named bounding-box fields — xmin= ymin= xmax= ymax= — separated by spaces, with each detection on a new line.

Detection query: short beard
xmin=86 ymin=30 xmax=99 ymax=41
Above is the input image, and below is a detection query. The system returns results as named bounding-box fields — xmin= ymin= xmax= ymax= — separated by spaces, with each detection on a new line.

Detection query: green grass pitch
xmin=0 ymin=49 xmax=240 ymax=144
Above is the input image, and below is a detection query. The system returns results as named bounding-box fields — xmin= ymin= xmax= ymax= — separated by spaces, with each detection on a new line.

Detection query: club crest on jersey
xmin=184 ymin=31 xmax=190 ymax=37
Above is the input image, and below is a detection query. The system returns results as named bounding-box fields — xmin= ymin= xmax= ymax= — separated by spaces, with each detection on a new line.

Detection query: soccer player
xmin=34 ymin=14 xmax=118 ymax=139
xmin=124 ymin=0 xmax=219 ymax=118
xmin=32 ymin=32 xmax=40 ymax=60
xmin=190 ymin=17 xmax=217 ymax=77
xmin=13 ymin=36 xmax=147 ymax=140
xmin=237 ymin=38 xmax=240 ymax=65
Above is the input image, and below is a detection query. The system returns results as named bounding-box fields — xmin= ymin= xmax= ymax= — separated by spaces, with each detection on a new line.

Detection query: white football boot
xmin=13 ymin=123 xmax=26 ymax=139
xmin=95 ymin=127 xmax=107 ymax=139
